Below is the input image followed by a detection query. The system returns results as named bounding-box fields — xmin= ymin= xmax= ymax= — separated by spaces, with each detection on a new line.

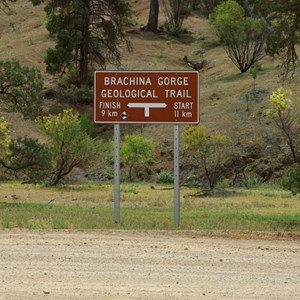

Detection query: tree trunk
xmin=146 ymin=0 xmax=159 ymax=32
xmin=79 ymin=0 xmax=90 ymax=88
xmin=243 ymin=0 xmax=252 ymax=17
xmin=192 ymin=0 xmax=198 ymax=10
xmin=129 ymin=165 xmax=133 ymax=182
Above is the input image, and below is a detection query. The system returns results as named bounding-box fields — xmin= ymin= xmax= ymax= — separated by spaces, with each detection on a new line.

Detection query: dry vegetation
xmin=0 ymin=181 xmax=299 ymax=231
xmin=1 ymin=181 xmax=300 ymax=210
xmin=1 ymin=0 xmax=300 ymax=177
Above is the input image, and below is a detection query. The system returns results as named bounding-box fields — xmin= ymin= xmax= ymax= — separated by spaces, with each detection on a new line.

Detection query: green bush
xmin=0 ymin=59 xmax=43 ymax=119
xmin=280 ymin=164 xmax=300 ymax=195
xmin=79 ymin=113 xmax=94 ymax=136
xmin=216 ymin=178 xmax=231 ymax=189
xmin=155 ymin=169 xmax=174 ymax=184
xmin=66 ymin=84 xmax=93 ymax=104
xmin=120 ymin=134 xmax=154 ymax=182
xmin=0 ymin=137 xmax=51 ymax=182
xmin=36 ymin=109 xmax=103 ymax=186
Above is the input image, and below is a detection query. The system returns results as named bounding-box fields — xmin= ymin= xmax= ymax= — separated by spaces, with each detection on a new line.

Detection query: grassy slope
xmin=0 ymin=0 xmax=51 ymax=139
xmin=0 ymin=2 xmax=299 ymax=232
xmin=0 ymin=0 xmax=51 ymax=68
xmin=1 ymin=0 xmax=300 ymax=174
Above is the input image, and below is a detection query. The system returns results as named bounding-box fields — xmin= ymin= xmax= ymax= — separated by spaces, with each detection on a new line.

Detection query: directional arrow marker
xmin=121 ymin=112 xmax=128 ymax=119
xmin=127 ymin=103 xmax=167 ymax=117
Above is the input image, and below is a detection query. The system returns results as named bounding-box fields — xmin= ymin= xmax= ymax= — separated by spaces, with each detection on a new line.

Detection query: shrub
xmin=120 ymin=134 xmax=154 ymax=182
xmin=155 ymin=169 xmax=174 ymax=184
xmin=36 ymin=109 xmax=103 ymax=186
xmin=280 ymin=164 xmax=300 ymax=195
xmin=0 ymin=59 xmax=43 ymax=119
xmin=266 ymin=87 xmax=299 ymax=163
xmin=0 ymin=116 xmax=11 ymax=160
xmin=182 ymin=125 xmax=231 ymax=190
xmin=0 ymin=137 xmax=51 ymax=182
xmin=66 ymin=85 xmax=93 ymax=104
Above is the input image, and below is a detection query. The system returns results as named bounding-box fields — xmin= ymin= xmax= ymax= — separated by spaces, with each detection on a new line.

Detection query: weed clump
xmin=155 ymin=169 xmax=174 ymax=184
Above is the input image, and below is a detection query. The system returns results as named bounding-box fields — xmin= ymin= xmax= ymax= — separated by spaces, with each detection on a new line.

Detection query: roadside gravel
xmin=0 ymin=230 xmax=299 ymax=299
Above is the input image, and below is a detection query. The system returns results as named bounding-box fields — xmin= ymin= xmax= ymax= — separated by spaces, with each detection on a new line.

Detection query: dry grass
xmin=0 ymin=1 xmax=300 ymax=232
xmin=0 ymin=0 xmax=53 ymax=68
xmin=1 ymin=0 xmax=300 ymax=144
xmin=1 ymin=0 xmax=300 ymax=179
xmin=0 ymin=181 xmax=175 ymax=208
xmin=0 ymin=182 xmax=299 ymax=231
xmin=1 ymin=181 xmax=300 ymax=210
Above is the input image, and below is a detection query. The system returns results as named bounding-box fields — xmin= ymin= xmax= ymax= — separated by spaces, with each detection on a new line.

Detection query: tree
xmin=0 ymin=59 xmax=43 ymax=119
xmin=147 ymin=0 xmax=159 ymax=32
xmin=197 ymin=0 xmax=221 ymax=16
xmin=182 ymin=125 xmax=231 ymax=190
xmin=32 ymin=0 xmax=130 ymax=90
xmin=266 ymin=87 xmax=300 ymax=163
xmin=0 ymin=116 xmax=10 ymax=160
xmin=210 ymin=0 xmax=265 ymax=73
xmin=162 ymin=0 xmax=190 ymax=36
xmin=251 ymin=0 xmax=300 ymax=79
xmin=36 ymin=109 xmax=102 ymax=186
xmin=121 ymin=134 xmax=154 ymax=182
xmin=0 ymin=137 xmax=51 ymax=182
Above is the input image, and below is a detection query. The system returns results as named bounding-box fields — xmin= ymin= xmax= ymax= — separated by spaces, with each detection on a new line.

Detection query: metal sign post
xmin=174 ymin=125 xmax=180 ymax=226
xmin=114 ymin=124 xmax=120 ymax=223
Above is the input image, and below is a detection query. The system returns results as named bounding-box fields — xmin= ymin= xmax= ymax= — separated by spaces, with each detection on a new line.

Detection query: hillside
xmin=1 ymin=0 xmax=300 ymax=181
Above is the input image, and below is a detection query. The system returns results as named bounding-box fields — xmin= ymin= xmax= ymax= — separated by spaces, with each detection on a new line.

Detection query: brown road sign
xmin=94 ymin=70 xmax=199 ymax=124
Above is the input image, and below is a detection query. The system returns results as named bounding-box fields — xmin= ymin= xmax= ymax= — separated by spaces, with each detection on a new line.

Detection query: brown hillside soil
xmin=1 ymin=0 xmax=300 ymax=178
xmin=0 ymin=229 xmax=299 ymax=300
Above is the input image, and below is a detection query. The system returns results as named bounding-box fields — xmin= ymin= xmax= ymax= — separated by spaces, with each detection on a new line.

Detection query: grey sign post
xmin=174 ymin=125 xmax=180 ymax=226
xmin=114 ymin=124 xmax=120 ymax=223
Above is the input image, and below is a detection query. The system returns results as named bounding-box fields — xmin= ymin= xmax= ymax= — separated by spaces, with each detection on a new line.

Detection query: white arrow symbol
xmin=127 ymin=103 xmax=167 ymax=117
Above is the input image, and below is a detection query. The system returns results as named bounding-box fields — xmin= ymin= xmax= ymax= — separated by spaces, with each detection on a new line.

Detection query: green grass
xmin=181 ymin=206 xmax=300 ymax=231
xmin=0 ymin=182 xmax=299 ymax=231
xmin=0 ymin=202 xmax=173 ymax=230
xmin=0 ymin=201 xmax=299 ymax=231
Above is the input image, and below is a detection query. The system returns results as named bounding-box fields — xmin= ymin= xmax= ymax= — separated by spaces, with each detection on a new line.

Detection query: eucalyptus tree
xmin=0 ymin=59 xmax=43 ymax=119
xmin=32 ymin=0 xmax=131 ymax=88
xmin=251 ymin=0 xmax=300 ymax=79
xmin=210 ymin=0 xmax=265 ymax=73
xmin=147 ymin=0 xmax=159 ymax=32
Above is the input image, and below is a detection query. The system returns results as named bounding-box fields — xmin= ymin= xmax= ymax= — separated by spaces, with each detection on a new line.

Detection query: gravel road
xmin=0 ymin=230 xmax=299 ymax=299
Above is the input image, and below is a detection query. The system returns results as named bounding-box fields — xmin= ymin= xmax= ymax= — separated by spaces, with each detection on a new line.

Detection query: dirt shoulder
xmin=0 ymin=229 xmax=299 ymax=300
